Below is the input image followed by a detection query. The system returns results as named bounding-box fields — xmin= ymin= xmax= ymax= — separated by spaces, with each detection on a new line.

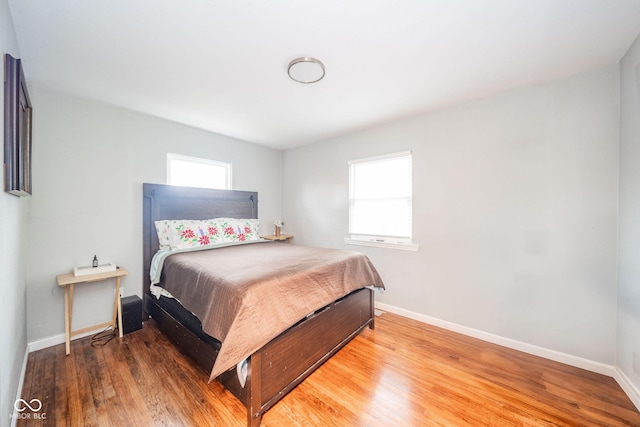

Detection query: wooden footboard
xmin=145 ymin=287 xmax=374 ymax=427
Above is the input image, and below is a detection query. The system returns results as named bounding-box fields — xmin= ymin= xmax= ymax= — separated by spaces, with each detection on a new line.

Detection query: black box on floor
xmin=120 ymin=295 xmax=142 ymax=334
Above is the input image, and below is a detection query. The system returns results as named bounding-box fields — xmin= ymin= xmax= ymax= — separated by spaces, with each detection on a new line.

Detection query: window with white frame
xmin=167 ymin=153 xmax=232 ymax=190
xmin=347 ymin=151 xmax=415 ymax=249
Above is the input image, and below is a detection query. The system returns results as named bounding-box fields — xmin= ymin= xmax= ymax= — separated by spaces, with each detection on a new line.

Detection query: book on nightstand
xmin=73 ymin=263 xmax=117 ymax=277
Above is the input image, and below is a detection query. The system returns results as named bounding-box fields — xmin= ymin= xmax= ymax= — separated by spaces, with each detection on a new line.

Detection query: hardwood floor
xmin=18 ymin=312 xmax=640 ymax=426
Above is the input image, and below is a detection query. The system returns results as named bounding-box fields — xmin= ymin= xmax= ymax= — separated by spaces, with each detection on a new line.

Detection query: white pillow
xmin=154 ymin=220 xmax=172 ymax=251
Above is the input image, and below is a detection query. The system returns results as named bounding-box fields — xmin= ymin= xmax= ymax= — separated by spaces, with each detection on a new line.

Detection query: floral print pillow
xmin=171 ymin=220 xmax=221 ymax=248
xmin=214 ymin=218 xmax=259 ymax=243
xmin=163 ymin=218 xmax=260 ymax=250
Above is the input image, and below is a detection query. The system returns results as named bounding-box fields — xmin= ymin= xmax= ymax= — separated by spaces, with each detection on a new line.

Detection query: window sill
xmin=344 ymin=238 xmax=420 ymax=252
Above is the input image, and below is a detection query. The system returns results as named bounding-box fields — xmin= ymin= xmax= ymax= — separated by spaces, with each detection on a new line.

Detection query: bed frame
xmin=142 ymin=183 xmax=375 ymax=426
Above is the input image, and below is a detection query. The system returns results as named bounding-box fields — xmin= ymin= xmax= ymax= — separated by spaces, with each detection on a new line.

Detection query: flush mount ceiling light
xmin=287 ymin=57 xmax=325 ymax=84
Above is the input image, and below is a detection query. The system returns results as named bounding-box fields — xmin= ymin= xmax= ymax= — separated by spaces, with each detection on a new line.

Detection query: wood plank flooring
xmin=18 ymin=312 xmax=640 ymax=426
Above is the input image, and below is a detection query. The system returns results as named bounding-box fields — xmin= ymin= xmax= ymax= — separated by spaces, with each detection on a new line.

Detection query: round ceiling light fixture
xmin=288 ymin=57 xmax=325 ymax=84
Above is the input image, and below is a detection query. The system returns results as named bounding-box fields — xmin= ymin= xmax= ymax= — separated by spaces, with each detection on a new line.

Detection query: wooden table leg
xmin=112 ymin=279 xmax=118 ymax=332
xmin=69 ymin=284 xmax=74 ymax=331
xmin=64 ymin=285 xmax=71 ymax=355
xmin=115 ymin=276 xmax=123 ymax=338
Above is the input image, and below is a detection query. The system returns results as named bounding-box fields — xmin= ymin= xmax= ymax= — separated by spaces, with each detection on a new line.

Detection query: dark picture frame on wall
xmin=4 ymin=53 xmax=33 ymax=197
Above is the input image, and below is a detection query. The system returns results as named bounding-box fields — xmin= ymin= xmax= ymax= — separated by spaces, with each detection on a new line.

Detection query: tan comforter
xmin=158 ymin=242 xmax=384 ymax=380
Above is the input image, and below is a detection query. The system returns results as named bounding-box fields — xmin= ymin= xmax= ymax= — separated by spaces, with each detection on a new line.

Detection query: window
xmin=167 ymin=153 xmax=231 ymax=190
xmin=346 ymin=151 xmax=417 ymax=251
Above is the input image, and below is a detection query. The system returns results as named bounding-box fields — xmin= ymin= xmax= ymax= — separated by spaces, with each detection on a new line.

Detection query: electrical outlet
xmin=119 ymin=287 xmax=125 ymax=298
xmin=633 ymin=352 xmax=640 ymax=377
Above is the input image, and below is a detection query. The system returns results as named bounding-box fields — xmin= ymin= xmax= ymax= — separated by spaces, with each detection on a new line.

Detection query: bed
xmin=142 ymin=183 xmax=384 ymax=426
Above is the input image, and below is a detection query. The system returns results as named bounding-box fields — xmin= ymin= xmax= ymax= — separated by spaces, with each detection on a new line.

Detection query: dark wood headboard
xmin=142 ymin=183 xmax=258 ymax=296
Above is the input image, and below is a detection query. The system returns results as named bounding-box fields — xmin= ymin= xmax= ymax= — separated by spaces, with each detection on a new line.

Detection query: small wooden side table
xmin=56 ymin=267 xmax=129 ymax=355
xmin=261 ymin=234 xmax=294 ymax=242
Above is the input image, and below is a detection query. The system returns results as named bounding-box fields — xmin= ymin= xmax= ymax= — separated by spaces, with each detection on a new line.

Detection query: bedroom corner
xmin=0 ymin=0 xmax=29 ymax=425
xmin=618 ymin=28 xmax=640 ymax=409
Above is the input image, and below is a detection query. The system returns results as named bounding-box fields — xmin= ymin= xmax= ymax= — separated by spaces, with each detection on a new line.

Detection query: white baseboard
xmin=375 ymin=302 xmax=617 ymax=377
xmin=11 ymin=347 xmax=29 ymax=427
xmin=614 ymin=367 xmax=640 ymax=412
xmin=28 ymin=329 xmax=104 ymax=353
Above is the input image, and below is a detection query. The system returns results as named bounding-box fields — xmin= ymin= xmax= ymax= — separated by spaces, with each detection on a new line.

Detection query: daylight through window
xmin=167 ymin=153 xmax=231 ymax=190
xmin=348 ymin=151 xmax=412 ymax=242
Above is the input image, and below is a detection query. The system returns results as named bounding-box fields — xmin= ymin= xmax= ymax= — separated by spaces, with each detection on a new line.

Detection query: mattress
xmin=153 ymin=242 xmax=384 ymax=379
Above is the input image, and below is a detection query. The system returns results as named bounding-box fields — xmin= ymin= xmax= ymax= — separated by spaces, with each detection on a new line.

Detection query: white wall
xmin=283 ymin=65 xmax=620 ymax=364
xmin=26 ymin=87 xmax=282 ymax=343
xmin=619 ymin=33 xmax=640 ymax=399
xmin=0 ymin=0 xmax=28 ymax=424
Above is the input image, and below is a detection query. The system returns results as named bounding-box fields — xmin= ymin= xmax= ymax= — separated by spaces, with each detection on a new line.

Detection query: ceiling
xmin=8 ymin=1 xmax=640 ymax=150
